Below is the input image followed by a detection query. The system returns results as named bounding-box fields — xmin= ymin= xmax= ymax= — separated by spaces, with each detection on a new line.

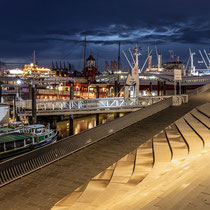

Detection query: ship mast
xmin=189 ymin=48 xmax=196 ymax=75
xmin=33 ymin=50 xmax=36 ymax=65
xmin=118 ymin=42 xmax=121 ymax=72
xmin=83 ymin=35 xmax=86 ymax=71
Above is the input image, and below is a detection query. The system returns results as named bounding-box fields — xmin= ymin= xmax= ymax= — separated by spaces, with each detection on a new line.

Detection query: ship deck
xmin=0 ymin=133 xmax=33 ymax=143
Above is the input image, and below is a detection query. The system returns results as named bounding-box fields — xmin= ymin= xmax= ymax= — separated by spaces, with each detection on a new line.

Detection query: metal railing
xmin=17 ymin=96 xmax=170 ymax=113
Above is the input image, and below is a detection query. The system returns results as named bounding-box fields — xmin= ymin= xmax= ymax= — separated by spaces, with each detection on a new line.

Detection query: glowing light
xmin=9 ymin=69 xmax=23 ymax=75
xmin=17 ymin=80 xmax=22 ymax=85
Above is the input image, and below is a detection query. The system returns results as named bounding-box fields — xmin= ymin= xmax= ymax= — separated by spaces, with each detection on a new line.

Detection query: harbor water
xmin=56 ymin=113 xmax=125 ymax=139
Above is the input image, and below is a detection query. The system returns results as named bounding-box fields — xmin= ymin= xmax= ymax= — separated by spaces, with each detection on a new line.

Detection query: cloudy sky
xmin=0 ymin=0 xmax=210 ymax=71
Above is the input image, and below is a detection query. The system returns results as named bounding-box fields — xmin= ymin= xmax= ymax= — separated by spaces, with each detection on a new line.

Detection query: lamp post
xmin=17 ymin=79 xmax=22 ymax=100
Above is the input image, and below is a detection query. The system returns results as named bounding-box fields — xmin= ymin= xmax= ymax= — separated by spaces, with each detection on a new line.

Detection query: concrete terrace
xmin=52 ymin=101 xmax=210 ymax=209
xmin=0 ymin=90 xmax=209 ymax=210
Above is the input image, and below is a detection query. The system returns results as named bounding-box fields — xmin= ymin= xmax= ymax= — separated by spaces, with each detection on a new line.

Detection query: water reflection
xmin=56 ymin=113 xmax=125 ymax=139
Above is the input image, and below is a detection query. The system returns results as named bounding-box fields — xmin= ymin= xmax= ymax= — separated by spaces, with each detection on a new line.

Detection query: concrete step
xmin=191 ymin=108 xmax=210 ymax=129
xmin=165 ymin=124 xmax=188 ymax=160
xmin=197 ymin=102 xmax=210 ymax=117
xmin=52 ymin=102 xmax=210 ymax=210
xmin=175 ymin=118 xmax=203 ymax=155
xmin=184 ymin=113 xmax=210 ymax=146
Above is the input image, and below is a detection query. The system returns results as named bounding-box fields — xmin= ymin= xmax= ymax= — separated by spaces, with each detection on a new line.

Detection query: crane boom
xmin=140 ymin=50 xmax=153 ymax=73
xmin=122 ymin=50 xmax=133 ymax=70
xmin=199 ymin=50 xmax=208 ymax=68
xmin=204 ymin=50 xmax=210 ymax=67
xmin=129 ymin=48 xmax=135 ymax=64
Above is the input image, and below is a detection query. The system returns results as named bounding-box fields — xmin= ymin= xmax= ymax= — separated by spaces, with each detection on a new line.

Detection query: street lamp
xmin=17 ymin=79 xmax=22 ymax=100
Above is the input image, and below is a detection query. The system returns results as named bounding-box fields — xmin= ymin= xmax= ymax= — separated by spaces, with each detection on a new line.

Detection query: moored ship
xmin=0 ymin=124 xmax=58 ymax=159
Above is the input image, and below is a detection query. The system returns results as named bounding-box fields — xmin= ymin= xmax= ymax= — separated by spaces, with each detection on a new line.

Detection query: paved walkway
xmin=0 ymin=90 xmax=210 ymax=210
xmin=52 ymin=102 xmax=210 ymax=209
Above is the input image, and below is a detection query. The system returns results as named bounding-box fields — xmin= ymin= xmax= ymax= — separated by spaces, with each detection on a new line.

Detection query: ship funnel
xmin=148 ymin=55 xmax=152 ymax=69
xmin=158 ymin=54 xmax=162 ymax=69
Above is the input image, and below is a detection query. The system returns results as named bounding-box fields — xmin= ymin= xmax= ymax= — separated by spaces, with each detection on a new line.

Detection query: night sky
xmin=0 ymin=0 xmax=210 ymax=71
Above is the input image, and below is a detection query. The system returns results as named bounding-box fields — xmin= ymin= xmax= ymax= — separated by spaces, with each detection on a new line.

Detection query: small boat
xmin=0 ymin=127 xmax=18 ymax=135
xmin=0 ymin=122 xmax=24 ymax=136
xmin=0 ymin=124 xmax=58 ymax=159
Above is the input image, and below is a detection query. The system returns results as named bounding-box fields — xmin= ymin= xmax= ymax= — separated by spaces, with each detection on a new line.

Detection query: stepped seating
xmin=52 ymin=102 xmax=210 ymax=210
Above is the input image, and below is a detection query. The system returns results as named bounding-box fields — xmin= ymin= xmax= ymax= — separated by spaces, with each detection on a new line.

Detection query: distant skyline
xmin=0 ymin=0 xmax=210 ymax=71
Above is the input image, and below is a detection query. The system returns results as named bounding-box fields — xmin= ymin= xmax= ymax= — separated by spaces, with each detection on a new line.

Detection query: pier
xmin=0 ymin=84 xmax=209 ymax=209
xmin=16 ymin=96 xmax=170 ymax=116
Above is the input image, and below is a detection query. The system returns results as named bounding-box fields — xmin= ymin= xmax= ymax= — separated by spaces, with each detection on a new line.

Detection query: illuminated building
xmin=83 ymin=55 xmax=98 ymax=82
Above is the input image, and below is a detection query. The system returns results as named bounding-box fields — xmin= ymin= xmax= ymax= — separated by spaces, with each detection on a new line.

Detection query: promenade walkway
xmin=52 ymin=101 xmax=210 ymax=210
xmin=0 ymin=90 xmax=209 ymax=210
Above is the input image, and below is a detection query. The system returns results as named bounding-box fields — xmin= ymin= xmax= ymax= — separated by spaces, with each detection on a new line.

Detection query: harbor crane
xmin=199 ymin=50 xmax=210 ymax=69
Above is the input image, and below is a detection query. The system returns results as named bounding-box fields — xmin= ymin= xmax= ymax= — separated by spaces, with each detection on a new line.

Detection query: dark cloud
xmin=0 ymin=0 xmax=210 ymax=69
